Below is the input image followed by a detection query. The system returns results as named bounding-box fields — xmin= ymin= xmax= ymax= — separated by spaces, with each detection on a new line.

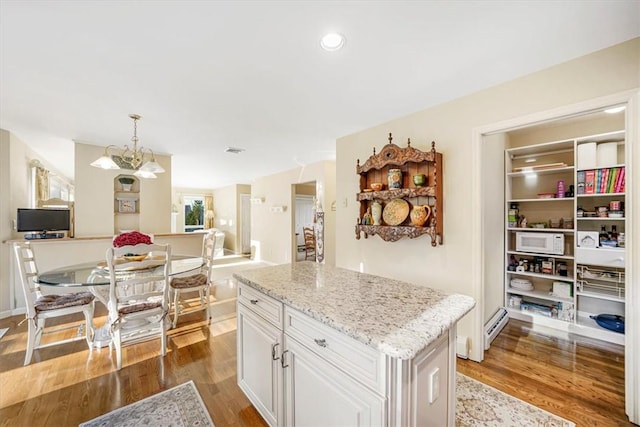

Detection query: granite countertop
xmin=233 ymin=262 xmax=475 ymax=360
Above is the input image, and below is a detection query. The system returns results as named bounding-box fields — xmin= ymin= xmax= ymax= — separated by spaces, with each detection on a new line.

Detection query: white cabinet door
xmin=283 ymin=336 xmax=385 ymax=427
xmin=237 ymin=303 xmax=283 ymax=427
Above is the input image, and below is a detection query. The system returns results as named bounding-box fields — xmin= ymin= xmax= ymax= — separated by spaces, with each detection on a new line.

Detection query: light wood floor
xmin=0 ymin=308 xmax=630 ymax=426
xmin=458 ymin=320 xmax=630 ymax=427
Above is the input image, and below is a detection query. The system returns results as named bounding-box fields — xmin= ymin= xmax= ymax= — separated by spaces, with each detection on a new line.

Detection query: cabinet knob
xmin=250 ymin=299 xmax=259 ymax=304
xmin=314 ymin=338 xmax=327 ymax=348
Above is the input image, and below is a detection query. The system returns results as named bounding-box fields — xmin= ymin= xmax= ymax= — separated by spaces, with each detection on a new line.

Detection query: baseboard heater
xmin=484 ymin=307 xmax=509 ymax=350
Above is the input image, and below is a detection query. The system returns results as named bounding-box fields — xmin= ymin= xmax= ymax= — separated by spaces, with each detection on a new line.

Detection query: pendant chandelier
xmin=90 ymin=114 xmax=165 ymax=178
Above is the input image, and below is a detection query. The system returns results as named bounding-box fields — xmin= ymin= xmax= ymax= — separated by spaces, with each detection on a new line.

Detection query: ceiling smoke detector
xmin=225 ymin=147 xmax=245 ymax=154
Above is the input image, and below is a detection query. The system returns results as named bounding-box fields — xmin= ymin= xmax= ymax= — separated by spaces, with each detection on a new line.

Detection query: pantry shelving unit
xmin=504 ymin=129 xmax=627 ymax=345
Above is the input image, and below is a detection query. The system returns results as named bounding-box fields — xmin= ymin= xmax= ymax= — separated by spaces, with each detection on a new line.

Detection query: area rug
xmin=79 ymin=380 xmax=214 ymax=427
xmin=79 ymin=374 xmax=571 ymax=427
xmin=456 ymin=373 xmax=575 ymax=427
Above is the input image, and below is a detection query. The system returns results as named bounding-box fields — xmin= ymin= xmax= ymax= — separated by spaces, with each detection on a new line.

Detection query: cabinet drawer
xmin=576 ymin=247 xmax=625 ymax=268
xmin=284 ymin=307 xmax=386 ymax=395
xmin=238 ymin=283 xmax=284 ymax=328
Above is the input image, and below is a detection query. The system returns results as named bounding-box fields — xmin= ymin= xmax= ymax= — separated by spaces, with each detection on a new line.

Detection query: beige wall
xmin=211 ymin=183 xmax=251 ymax=254
xmin=0 ymin=130 xmax=11 ymax=316
xmin=213 ymin=184 xmax=239 ymax=253
xmin=251 ymin=160 xmax=336 ymax=265
xmin=74 ymin=142 xmax=172 ymax=236
xmin=0 ymin=130 xmax=73 ymax=316
xmin=481 ymin=133 xmax=506 ymax=325
xmin=335 ymin=38 xmax=639 ymax=354
xmin=236 ymin=184 xmax=251 ymax=253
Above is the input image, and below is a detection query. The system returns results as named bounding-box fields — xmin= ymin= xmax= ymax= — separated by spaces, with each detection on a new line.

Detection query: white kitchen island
xmin=234 ymin=262 xmax=475 ymax=427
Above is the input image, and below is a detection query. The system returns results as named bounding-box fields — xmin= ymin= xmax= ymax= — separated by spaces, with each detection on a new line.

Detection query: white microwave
xmin=516 ymin=232 xmax=564 ymax=255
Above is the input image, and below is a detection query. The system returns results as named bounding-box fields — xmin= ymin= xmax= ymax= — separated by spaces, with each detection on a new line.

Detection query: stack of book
xmin=577 ymin=166 xmax=625 ymax=195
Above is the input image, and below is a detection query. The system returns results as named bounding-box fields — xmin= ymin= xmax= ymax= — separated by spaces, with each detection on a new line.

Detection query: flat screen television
xmin=17 ymin=208 xmax=70 ymax=239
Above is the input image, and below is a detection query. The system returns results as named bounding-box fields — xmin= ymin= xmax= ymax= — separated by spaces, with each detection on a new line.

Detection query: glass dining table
xmin=36 ymin=255 xmax=204 ymax=347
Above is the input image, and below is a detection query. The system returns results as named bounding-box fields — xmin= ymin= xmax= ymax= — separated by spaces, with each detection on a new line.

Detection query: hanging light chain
xmin=127 ymin=114 xmax=142 ymax=168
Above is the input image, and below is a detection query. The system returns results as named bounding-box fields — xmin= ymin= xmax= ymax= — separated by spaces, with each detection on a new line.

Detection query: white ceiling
xmin=1 ymin=1 xmax=638 ymax=189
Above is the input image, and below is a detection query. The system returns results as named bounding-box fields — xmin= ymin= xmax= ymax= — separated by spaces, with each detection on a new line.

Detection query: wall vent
xmin=484 ymin=307 xmax=509 ymax=350
xmin=224 ymin=147 xmax=245 ymax=154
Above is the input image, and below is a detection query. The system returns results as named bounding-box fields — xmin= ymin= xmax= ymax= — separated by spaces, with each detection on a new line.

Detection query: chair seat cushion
xmin=171 ymin=273 xmax=208 ymax=289
xmin=118 ymin=301 xmax=162 ymax=315
xmin=34 ymin=292 xmax=94 ymax=312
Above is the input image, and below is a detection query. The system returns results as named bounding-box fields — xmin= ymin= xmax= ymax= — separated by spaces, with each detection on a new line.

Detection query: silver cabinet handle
xmin=281 ymin=350 xmax=289 ymax=368
xmin=272 ymin=342 xmax=280 ymax=361
xmin=314 ymin=338 xmax=327 ymax=347
xmin=250 ymin=299 xmax=259 ymax=304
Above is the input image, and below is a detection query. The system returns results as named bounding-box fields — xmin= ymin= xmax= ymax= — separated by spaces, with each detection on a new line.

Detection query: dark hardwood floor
xmin=0 ymin=306 xmax=630 ymax=426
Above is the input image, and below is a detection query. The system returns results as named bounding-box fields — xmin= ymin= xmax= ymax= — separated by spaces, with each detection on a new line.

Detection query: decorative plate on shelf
xmin=123 ymin=254 xmax=148 ymax=262
xmin=382 ymin=199 xmax=409 ymax=226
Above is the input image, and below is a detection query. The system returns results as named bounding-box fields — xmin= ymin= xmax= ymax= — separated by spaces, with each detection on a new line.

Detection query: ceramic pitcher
xmin=371 ymin=201 xmax=382 ymax=225
xmin=410 ymin=204 xmax=431 ymax=227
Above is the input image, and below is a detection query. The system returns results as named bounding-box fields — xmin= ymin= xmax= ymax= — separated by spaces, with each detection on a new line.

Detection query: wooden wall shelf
xmin=356 ymin=224 xmax=439 ymax=243
xmin=355 ymin=133 xmax=443 ymax=246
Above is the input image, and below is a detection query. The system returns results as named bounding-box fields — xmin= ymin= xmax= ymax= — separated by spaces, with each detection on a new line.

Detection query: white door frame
xmin=240 ymin=193 xmax=251 ymax=254
xmin=470 ymin=89 xmax=638 ymax=423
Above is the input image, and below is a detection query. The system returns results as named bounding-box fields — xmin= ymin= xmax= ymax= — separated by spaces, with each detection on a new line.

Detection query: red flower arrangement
xmin=113 ymin=231 xmax=152 ymax=247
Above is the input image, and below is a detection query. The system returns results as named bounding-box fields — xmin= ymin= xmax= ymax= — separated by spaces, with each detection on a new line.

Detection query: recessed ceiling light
xmin=320 ymin=33 xmax=345 ymax=51
xmin=604 ymin=106 xmax=626 ymax=114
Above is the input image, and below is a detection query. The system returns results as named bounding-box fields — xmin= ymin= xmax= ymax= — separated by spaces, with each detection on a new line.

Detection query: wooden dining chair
xmin=13 ymin=242 xmax=95 ymax=365
xmin=303 ymin=226 xmax=316 ymax=261
xmin=105 ymin=242 xmax=170 ymax=370
xmin=169 ymin=230 xmax=216 ymax=328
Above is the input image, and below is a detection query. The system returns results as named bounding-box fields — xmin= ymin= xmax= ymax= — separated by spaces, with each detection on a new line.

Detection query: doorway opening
xmin=293 ymin=182 xmax=316 ymax=262
xmin=473 ymin=92 xmax=636 ymax=421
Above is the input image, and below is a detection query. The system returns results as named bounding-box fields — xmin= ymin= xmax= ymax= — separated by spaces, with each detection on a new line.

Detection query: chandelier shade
xmin=134 ymin=169 xmax=157 ymax=179
xmin=90 ymin=146 xmax=120 ymax=169
xmin=90 ymin=114 xmax=165 ymax=177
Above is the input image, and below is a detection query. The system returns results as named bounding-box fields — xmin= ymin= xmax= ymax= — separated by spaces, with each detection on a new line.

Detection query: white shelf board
xmin=507 ymin=166 xmax=574 ymax=177
xmin=576 ymin=291 xmax=624 ymax=303
xmin=507 ymin=250 xmax=574 ymax=260
xmin=506 ymin=308 xmax=625 ymax=345
xmin=507 ymin=197 xmax=575 ymax=203
xmin=576 ymin=217 xmax=625 ymax=221
xmin=507 ymin=227 xmax=574 ymax=234
xmin=576 ymin=192 xmax=625 ymax=198
xmin=507 ymin=270 xmax=574 ymax=282
xmin=506 ymin=139 xmax=575 ymax=157
xmin=575 ymin=314 xmax=625 ymax=345
xmin=507 ymin=308 xmax=571 ymax=327
xmin=506 ymin=288 xmax=574 ymax=304
xmin=575 ymin=130 xmax=624 ymax=144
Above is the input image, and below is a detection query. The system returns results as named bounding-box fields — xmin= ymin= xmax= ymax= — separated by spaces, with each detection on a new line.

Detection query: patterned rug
xmin=457 ymin=373 xmax=575 ymax=427
xmin=79 ymin=373 xmax=572 ymax=427
xmin=79 ymin=380 xmax=214 ymax=427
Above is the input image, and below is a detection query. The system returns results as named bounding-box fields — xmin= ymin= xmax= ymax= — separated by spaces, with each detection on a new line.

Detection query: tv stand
xmin=25 ymin=232 xmax=64 ymax=240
